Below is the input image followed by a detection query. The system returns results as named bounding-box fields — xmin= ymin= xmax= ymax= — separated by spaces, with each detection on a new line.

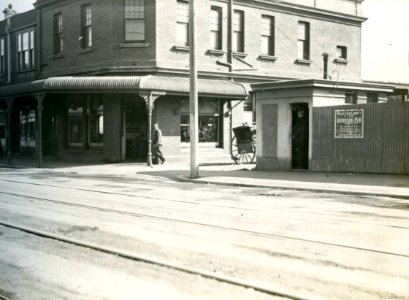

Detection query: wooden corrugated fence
xmin=312 ymin=102 xmax=409 ymax=174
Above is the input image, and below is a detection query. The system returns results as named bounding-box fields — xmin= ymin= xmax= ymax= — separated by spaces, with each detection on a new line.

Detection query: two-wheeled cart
xmin=231 ymin=125 xmax=256 ymax=164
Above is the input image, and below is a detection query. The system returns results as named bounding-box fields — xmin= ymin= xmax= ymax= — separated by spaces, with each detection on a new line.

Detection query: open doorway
xmin=124 ymin=98 xmax=148 ymax=161
xmin=291 ymin=103 xmax=309 ymax=169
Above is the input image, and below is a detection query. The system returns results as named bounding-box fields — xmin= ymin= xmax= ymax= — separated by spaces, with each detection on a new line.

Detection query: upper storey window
xmin=54 ymin=13 xmax=63 ymax=54
xmin=176 ymin=0 xmax=189 ymax=46
xmin=124 ymin=0 xmax=145 ymax=41
xmin=0 ymin=38 xmax=5 ymax=75
xmin=336 ymin=45 xmax=347 ymax=59
xmin=210 ymin=6 xmax=222 ymax=50
xmin=261 ymin=15 xmax=275 ymax=56
xmin=81 ymin=5 xmax=92 ymax=49
xmin=17 ymin=29 xmax=35 ymax=71
xmin=297 ymin=21 xmax=310 ymax=60
xmin=233 ymin=10 xmax=244 ymax=53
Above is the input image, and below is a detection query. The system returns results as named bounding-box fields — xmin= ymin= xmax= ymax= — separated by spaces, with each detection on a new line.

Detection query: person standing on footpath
xmin=153 ymin=123 xmax=165 ymax=164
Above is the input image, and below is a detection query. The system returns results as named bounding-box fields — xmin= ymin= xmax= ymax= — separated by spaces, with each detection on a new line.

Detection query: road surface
xmin=0 ymin=167 xmax=408 ymax=299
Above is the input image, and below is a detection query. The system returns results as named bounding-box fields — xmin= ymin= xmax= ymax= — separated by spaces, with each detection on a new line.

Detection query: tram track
xmin=1 ymin=178 xmax=407 ymax=230
xmin=0 ymin=221 xmax=318 ymax=300
xmin=0 ymin=190 xmax=408 ymax=259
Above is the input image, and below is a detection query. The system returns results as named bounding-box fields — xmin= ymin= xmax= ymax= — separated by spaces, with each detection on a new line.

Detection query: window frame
xmin=180 ymin=113 xmax=219 ymax=144
xmin=67 ymin=96 xmax=104 ymax=148
xmin=233 ymin=10 xmax=244 ymax=53
xmin=17 ymin=28 xmax=35 ymax=71
xmin=124 ymin=0 xmax=145 ymax=42
xmin=261 ymin=15 xmax=275 ymax=56
xmin=81 ymin=4 xmax=92 ymax=49
xmin=297 ymin=21 xmax=310 ymax=60
xmin=88 ymin=97 xmax=104 ymax=146
xmin=176 ymin=0 xmax=189 ymax=47
xmin=345 ymin=92 xmax=358 ymax=104
xmin=336 ymin=45 xmax=347 ymax=59
xmin=367 ymin=92 xmax=378 ymax=104
xmin=0 ymin=37 xmax=5 ymax=75
xmin=53 ymin=13 xmax=63 ymax=55
xmin=210 ymin=6 xmax=222 ymax=51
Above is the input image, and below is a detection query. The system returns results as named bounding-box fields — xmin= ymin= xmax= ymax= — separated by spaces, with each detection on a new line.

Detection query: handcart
xmin=231 ymin=125 xmax=256 ymax=164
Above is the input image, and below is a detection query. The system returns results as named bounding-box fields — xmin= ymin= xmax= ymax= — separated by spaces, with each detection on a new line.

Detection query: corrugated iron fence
xmin=312 ymin=102 xmax=409 ymax=174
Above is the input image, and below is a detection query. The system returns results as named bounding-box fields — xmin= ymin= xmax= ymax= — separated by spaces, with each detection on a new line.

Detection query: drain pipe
xmin=228 ymin=0 xmax=233 ymax=73
xmin=322 ymin=53 xmax=329 ymax=79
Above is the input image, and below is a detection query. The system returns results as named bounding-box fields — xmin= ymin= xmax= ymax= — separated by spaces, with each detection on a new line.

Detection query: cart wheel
xmin=231 ymin=137 xmax=256 ymax=164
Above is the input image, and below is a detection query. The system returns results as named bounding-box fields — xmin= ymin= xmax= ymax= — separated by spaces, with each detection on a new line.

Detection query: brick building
xmin=0 ymin=0 xmax=373 ymax=166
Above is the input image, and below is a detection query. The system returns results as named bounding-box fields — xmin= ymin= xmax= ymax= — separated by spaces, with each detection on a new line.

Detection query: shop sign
xmin=334 ymin=109 xmax=364 ymax=138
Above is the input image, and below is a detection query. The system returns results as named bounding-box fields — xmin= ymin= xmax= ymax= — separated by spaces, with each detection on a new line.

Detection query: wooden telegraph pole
xmin=189 ymin=0 xmax=199 ymax=178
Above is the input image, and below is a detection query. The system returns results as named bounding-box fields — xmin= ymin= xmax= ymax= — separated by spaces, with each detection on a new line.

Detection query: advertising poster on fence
xmin=334 ymin=109 xmax=364 ymax=138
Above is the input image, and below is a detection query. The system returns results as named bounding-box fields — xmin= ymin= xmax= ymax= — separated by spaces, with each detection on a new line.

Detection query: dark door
xmin=125 ymin=99 xmax=148 ymax=161
xmin=291 ymin=103 xmax=309 ymax=169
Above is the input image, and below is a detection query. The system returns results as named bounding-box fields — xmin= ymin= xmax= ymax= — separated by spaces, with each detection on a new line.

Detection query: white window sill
xmin=206 ymin=49 xmax=225 ymax=56
xmin=76 ymin=47 xmax=94 ymax=54
xmin=258 ymin=55 xmax=278 ymax=62
xmin=334 ymin=58 xmax=349 ymax=64
xmin=118 ymin=42 xmax=149 ymax=48
xmin=295 ymin=59 xmax=312 ymax=65
xmin=172 ymin=45 xmax=190 ymax=52
xmin=233 ymin=52 xmax=248 ymax=59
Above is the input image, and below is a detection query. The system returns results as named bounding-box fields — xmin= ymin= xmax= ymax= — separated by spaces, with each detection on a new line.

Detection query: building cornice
xmin=251 ymin=79 xmax=395 ymax=93
xmin=215 ymin=0 xmax=366 ymax=25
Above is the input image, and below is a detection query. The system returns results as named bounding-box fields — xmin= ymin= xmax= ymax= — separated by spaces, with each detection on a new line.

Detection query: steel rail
xmin=1 ymin=178 xmax=406 ymax=228
xmin=0 ymin=221 xmax=319 ymax=300
xmin=0 ymin=178 xmax=265 ymax=212
xmin=1 ymin=191 xmax=408 ymax=259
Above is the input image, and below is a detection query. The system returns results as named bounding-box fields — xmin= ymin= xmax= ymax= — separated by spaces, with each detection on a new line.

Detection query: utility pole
xmin=189 ymin=0 xmax=199 ymax=178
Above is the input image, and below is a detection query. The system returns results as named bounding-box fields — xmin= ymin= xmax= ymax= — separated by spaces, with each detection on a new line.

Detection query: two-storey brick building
xmin=1 ymin=0 xmax=389 ymax=166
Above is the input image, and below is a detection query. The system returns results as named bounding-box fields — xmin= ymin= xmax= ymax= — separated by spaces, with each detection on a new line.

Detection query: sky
xmin=1 ymin=0 xmax=408 ymax=83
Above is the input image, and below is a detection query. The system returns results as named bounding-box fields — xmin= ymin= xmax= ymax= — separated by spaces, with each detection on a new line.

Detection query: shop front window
xmin=88 ymin=98 xmax=103 ymax=145
xmin=20 ymin=110 xmax=36 ymax=149
xmin=67 ymin=96 xmax=104 ymax=148
xmin=68 ymin=100 xmax=84 ymax=146
xmin=181 ymin=114 xmax=219 ymax=144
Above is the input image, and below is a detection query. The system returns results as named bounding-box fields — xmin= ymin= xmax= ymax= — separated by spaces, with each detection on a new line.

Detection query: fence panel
xmin=312 ymin=102 xmax=409 ymax=174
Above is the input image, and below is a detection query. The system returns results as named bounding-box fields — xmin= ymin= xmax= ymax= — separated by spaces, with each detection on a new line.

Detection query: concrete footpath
xmin=1 ymin=158 xmax=409 ymax=199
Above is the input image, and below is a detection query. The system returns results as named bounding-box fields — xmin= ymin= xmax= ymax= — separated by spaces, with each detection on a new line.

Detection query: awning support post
xmin=5 ymin=97 xmax=13 ymax=165
xmin=35 ymin=94 xmax=45 ymax=168
xmin=141 ymin=92 xmax=165 ymax=167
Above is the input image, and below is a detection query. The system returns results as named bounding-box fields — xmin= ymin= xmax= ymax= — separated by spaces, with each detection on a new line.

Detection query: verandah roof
xmin=0 ymin=75 xmax=248 ymax=99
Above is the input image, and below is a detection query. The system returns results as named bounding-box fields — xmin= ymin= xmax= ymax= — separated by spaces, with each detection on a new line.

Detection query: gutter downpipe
xmin=35 ymin=4 xmax=43 ymax=80
xmin=322 ymin=53 xmax=329 ymax=79
xmin=5 ymin=11 xmax=12 ymax=84
xmin=228 ymin=0 xmax=233 ymax=73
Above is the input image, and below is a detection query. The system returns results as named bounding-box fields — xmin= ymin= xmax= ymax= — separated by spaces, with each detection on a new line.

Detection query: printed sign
xmin=334 ymin=109 xmax=364 ymax=138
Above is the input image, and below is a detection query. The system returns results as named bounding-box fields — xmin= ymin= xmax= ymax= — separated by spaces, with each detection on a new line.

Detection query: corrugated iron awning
xmin=0 ymin=76 xmax=248 ymax=99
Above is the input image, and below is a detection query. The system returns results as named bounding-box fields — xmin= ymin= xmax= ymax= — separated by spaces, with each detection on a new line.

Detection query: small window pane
xmin=23 ymin=32 xmax=29 ymax=50
xmin=261 ymin=36 xmax=269 ymax=55
xmin=125 ymin=19 xmax=145 ymax=41
xmin=176 ymin=23 xmax=188 ymax=46
xmin=337 ymin=46 xmax=347 ymax=59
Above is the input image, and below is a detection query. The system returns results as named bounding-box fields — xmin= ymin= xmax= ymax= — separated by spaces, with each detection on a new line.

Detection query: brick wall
xmin=155 ymin=0 xmax=363 ymax=82
xmin=39 ymin=0 xmax=157 ymax=78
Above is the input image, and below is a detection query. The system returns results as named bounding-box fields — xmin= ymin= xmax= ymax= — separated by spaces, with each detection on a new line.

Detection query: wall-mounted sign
xmin=334 ymin=109 xmax=364 ymax=138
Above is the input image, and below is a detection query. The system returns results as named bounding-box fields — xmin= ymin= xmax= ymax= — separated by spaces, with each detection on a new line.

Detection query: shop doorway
xmin=291 ymin=103 xmax=309 ymax=169
xmin=124 ymin=98 xmax=148 ymax=161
